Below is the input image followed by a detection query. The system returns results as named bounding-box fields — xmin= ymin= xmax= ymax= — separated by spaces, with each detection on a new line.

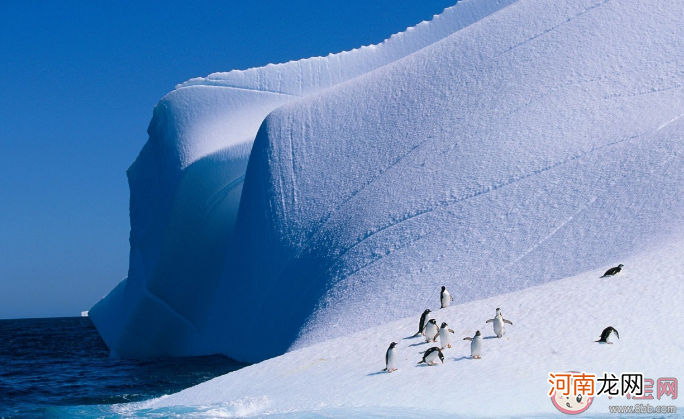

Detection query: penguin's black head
xmin=441 ymin=322 xmax=448 ymax=328
xmin=424 ymin=309 xmax=431 ymax=314
xmin=429 ymin=319 xmax=437 ymax=324
xmin=475 ymin=330 xmax=481 ymax=336
xmin=441 ymin=286 xmax=446 ymax=291
xmin=389 ymin=342 xmax=397 ymax=348
xmin=618 ymin=264 xmax=624 ymax=268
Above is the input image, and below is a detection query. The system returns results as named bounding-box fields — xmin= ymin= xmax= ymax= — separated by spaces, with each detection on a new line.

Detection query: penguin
xmin=384 ymin=342 xmax=398 ymax=372
xmin=440 ymin=286 xmax=454 ymax=309
xmin=596 ymin=326 xmax=619 ymax=344
xmin=600 ymin=264 xmax=624 ymax=278
xmin=439 ymin=322 xmax=455 ymax=349
xmin=424 ymin=319 xmax=440 ymax=343
xmin=417 ymin=346 xmax=444 ymax=366
xmin=485 ymin=308 xmax=513 ymax=338
xmin=413 ymin=309 xmax=432 ymax=337
xmin=463 ymin=330 xmax=482 ymax=359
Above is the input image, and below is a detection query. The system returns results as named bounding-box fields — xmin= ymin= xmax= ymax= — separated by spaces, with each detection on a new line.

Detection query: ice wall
xmin=207 ymin=0 xmax=684 ymax=361
xmin=90 ymin=0 xmax=517 ymax=358
xmin=92 ymin=0 xmax=684 ymax=363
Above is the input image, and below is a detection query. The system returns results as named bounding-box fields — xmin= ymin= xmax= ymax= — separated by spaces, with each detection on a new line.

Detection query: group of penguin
xmin=383 ymin=264 xmax=625 ymax=372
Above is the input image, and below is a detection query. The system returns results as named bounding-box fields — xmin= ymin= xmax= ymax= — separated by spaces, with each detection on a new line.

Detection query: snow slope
xmin=89 ymin=0 xmax=518 ymax=359
xmin=204 ymin=0 xmax=684 ymax=362
xmin=135 ymin=240 xmax=684 ymax=417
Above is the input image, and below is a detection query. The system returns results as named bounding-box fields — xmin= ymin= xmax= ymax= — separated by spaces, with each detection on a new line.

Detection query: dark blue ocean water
xmin=0 ymin=317 xmax=246 ymax=419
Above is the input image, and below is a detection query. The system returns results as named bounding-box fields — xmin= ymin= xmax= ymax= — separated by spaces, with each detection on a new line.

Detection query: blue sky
xmin=0 ymin=0 xmax=456 ymax=319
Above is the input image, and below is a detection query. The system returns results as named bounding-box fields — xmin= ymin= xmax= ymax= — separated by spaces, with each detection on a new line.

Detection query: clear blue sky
xmin=0 ymin=0 xmax=456 ymax=319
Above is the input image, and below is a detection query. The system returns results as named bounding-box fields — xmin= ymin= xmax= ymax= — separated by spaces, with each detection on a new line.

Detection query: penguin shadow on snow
xmin=415 ymin=362 xmax=435 ymax=368
xmin=450 ymin=356 xmax=470 ymax=362
xmin=408 ymin=341 xmax=429 ymax=347
xmin=367 ymin=370 xmax=394 ymax=377
xmin=483 ymin=336 xmax=499 ymax=340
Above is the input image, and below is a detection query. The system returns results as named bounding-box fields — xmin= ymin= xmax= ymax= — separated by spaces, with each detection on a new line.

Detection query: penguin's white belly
xmin=441 ymin=293 xmax=451 ymax=308
xmin=471 ymin=337 xmax=482 ymax=357
xmin=424 ymin=351 xmax=439 ymax=364
xmin=387 ymin=348 xmax=397 ymax=370
xmin=439 ymin=329 xmax=451 ymax=347
xmin=606 ymin=331 xmax=614 ymax=344
xmin=493 ymin=318 xmax=505 ymax=337
xmin=425 ymin=324 xmax=438 ymax=342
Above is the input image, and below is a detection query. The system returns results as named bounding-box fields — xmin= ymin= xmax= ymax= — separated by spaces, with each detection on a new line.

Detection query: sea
xmin=0 ymin=317 xmax=245 ymax=419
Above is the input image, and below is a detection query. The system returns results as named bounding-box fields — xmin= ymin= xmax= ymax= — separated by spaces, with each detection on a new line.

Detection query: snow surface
xmin=93 ymin=0 xmax=684 ymax=381
xmin=90 ymin=0 xmax=517 ymax=359
xmin=131 ymin=240 xmax=684 ymax=417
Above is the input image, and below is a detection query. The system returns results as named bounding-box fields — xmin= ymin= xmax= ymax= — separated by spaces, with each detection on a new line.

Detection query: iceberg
xmin=92 ymin=0 xmax=684 ymax=375
xmin=90 ymin=0 xmax=518 ymax=360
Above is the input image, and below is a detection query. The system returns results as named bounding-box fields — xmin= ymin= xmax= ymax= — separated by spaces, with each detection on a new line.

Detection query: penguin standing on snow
xmin=600 ymin=264 xmax=624 ymax=278
xmin=440 ymin=286 xmax=454 ymax=309
xmin=417 ymin=347 xmax=444 ymax=366
xmin=425 ymin=319 xmax=439 ymax=343
xmin=439 ymin=322 xmax=455 ymax=349
xmin=596 ymin=327 xmax=620 ymax=344
xmin=413 ymin=309 xmax=432 ymax=337
xmin=464 ymin=330 xmax=483 ymax=359
xmin=384 ymin=342 xmax=398 ymax=372
xmin=485 ymin=308 xmax=513 ymax=338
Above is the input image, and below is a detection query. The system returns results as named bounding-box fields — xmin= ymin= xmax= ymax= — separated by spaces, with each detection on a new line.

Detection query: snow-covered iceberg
xmin=92 ymin=0 xmax=684 ymax=371
xmin=89 ymin=0 xmax=517 ymax=359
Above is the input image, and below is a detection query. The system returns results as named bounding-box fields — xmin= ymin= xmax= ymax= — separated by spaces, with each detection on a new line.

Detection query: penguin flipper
xmin=614 ymin=329 xmax=620 ymax=339
xmin=485 ymin=319 xmax=494 ymax=323
xmin=448 ymin=329 xmax=454 ymax=333
xmin=504 ymin=319 xmax=513 ymax=325
xmin=463 ymin=337 xmax=473 ymax=341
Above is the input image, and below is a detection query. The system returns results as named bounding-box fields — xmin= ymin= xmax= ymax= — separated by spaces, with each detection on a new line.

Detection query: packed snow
xmin=89 ymin=0 xmax=684 ymax=415
xmin=127 ymin=240 xmax=684 ymax=417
